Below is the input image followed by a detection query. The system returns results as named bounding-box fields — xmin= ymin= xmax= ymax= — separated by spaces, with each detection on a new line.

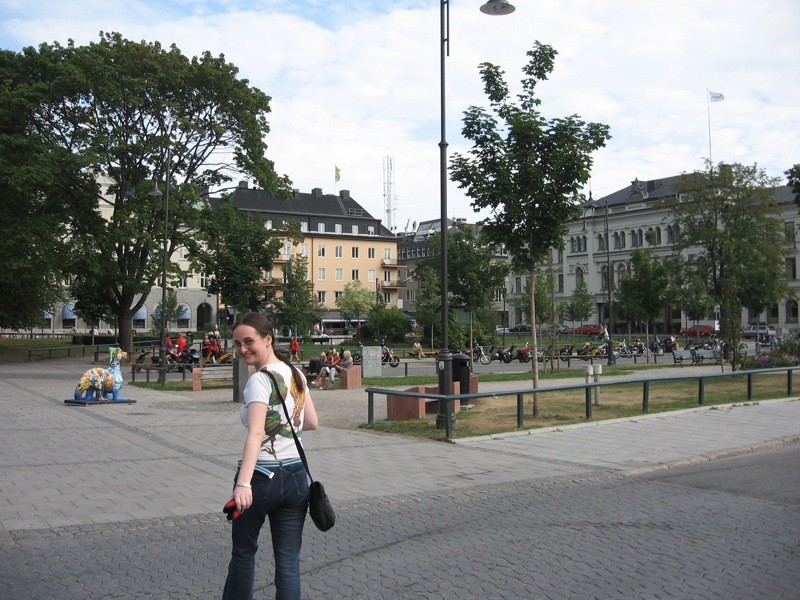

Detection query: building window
xmin=601 ymin=265 xmax=609 ymax=291
xmin=557 ymin=274 xmax=564 ymax=292
xmin=352 ymin=225 xmax=359 ymax=235
xmin=368 ymin=226 xmax=375 ymax=235
xmin=786 ymin=257 xmax=797 ymax=280
xmin=383 ymin=291 xmax=391 ymax=304
xmin=787 ymin=299 xmax=799 ymax=323
xmin=351 ymin=269 xmax=359 ymax=281
xmin=265 ymin=219 xmax=272 ymax=230
xmin=575 ymin=267 xmax=584 ymax=285
xmin=318 ymin=245 xmax=326 ymax=257
xmin=201 ymin=272 xmax=209 ymax=288
xmin=318 ymin=291 xmax=326 ymax=303
xmin=352 ymin=247 xmax=359 ymax=259
xmin=335 ymin=268 xmax=343 ymax=281
xmin=368 ymin=247 xmax=376 ymax=259
xmin=282 ymin=242 xmax=292 ymax=258
xmin=335 ymin=245 xmax=343 ymax=258
xmin=300 ymin=221 xmax=308 ymax=232
xmin=335 ymin=291 xmax=343 ymax=301
xmin=318 ymin=222 xmax=325 ymax=233
xmin=368 ymin=269 xmax=376 ymax=282
xmin=300 ymin=244 xmax=309 ymax=257
xmin=335 ymin=224 xmax=342 ymax=234
xmin=318 ymin=268 xmax=326 ymax=281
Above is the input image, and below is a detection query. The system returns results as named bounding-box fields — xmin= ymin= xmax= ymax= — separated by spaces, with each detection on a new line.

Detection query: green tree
xmin=668 ymin=162 xmax=790 ymax=369
xmin=7 ymin=32 xmax=291 ymax=351
xmin=268 ymin=255 xmax=323 ymax=338
xmin=416 ymin=228 xmax=509 ymax=360
xmin=680 ymin=270 xmax=716 ymax=330
xmin=614 ymin=249 xmax=677 ymax=360
xmin=565 ymin=278 xmax=594 ymax=328
xmin=786 ymin=164 xmax=800 ymax=205
xmin=336 ymin=281 xmax=376 ymax=329
xmin=189 ymin=202 xmax=290 ymax=315
xmin=450 ymin=41 xmax=610 ymax=413
xmin=364 ymin=307 xmax=410 ymax=344
xmin=0 ymin=48 xmax=100 ymax=329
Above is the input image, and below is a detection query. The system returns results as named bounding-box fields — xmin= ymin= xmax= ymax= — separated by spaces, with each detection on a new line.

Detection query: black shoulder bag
xmin=263 ymin=369 xmax=335 ymax=532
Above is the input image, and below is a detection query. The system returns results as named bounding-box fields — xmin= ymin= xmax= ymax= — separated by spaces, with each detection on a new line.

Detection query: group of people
xmin=306 ymin=348 xmax=353 ymax=389
xmin=200 ymin=331 xmax=222 ymax=363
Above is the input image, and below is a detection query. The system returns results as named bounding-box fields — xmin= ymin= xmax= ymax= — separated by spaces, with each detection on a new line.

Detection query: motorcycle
xmin=133 ymin=349 xmax=159 ymax=372
xmin=352 ymin=343 xmax=364 ymax=365
xmin=648 ymin=336 xmax=665 ymax=356
xmin=630 ymin=337 xmax=651 ymax=356
xmin=491 ymin=344 xmax=515 ymax=364
xmin=514 ymin=343 xmax=532 ymax=363
xmin=381 ymin=345 xmax=400 ymax=367
xmin=178 ymin=347 xmax=201 ymax=370
xmin=474 ymin=343 xmax=492 ymax=366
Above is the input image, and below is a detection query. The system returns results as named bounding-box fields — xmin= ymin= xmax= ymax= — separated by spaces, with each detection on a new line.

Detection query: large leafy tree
xmin=0 ymin=49 xmax=99 ymax=329
xmin=6 ymin=32 xmax=291 ymax=351
xmin=450 ymin=41 xmax=610 ymax=413
xmin=189 ymin=202 xmax=293 ymax=315
xmin=565 ymin=278 xmax=594 ymax=328
xmin=668 ymin=162 xmax=790 ymax=369
xmin=786 ymin=164 xmax=800 ymax=205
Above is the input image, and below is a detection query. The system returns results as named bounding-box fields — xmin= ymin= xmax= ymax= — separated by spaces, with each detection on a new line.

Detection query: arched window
xmin=655 ymin=226 xmax=662 ymax=244
xmin=575 ymin=266 xmax=584 ymax=286
xmin=787 ymin=299 xmax=799 ymax=323
xmin=601 ymin=265 xmax=608 ymax=291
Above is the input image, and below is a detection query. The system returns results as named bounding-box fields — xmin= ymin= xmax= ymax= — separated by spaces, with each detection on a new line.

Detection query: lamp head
xmin=480 ymin=0 xmax=515 ymax=15
xmin=148 ymin=182 xmax=162 ymax=198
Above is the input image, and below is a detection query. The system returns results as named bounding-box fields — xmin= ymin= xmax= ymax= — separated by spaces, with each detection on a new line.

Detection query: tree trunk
xmin=529 ymin=266 xmax=540 ymax=418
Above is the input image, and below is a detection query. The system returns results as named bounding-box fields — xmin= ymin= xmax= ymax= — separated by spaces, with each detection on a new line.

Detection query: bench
xmin=192 ymin=365 xmax=234 ymax=391
xmin=387 ymin=383 xmax=464 ymax=421
xmin=339 ymin=365 xmax=362 ymax=389
xmin=693 ymin=349 xmax=720 ymax=364
xmin=672 ymin=349 xmax=697 ymax=366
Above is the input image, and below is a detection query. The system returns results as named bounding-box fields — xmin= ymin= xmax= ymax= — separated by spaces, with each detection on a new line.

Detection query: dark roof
xmin=214 ymin=183 xmax=394 ymax=237
xmin=594 ymin=174 xmax=793 ymax=209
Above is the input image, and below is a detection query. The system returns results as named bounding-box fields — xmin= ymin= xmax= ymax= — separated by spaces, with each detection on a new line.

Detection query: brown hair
xmin=232 ymin=312 xmax=305 ymax=392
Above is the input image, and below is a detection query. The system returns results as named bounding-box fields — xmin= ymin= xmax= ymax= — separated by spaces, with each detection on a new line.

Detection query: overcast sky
xmin=2 ymin=0 xmax=798 ymax=232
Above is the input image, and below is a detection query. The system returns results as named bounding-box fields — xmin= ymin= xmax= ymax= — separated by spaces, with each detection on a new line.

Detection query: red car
xmin=678 ymin=325 xmax=716 ymax=337
xmin=572 ymin=324 xmax=602 ymax=335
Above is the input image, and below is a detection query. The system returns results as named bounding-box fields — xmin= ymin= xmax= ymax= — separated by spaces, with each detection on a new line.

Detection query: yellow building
xmin=225 ymin=182 xmax=401 ymax=329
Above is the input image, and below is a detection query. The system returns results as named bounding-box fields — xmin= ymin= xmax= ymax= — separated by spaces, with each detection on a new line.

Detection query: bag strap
xmin=262 ymin=368 xmax=315 ymax=483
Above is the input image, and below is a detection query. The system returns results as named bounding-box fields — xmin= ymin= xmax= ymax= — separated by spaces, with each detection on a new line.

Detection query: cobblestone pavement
xmin=1 ymin=357 xmax=798 ymax=598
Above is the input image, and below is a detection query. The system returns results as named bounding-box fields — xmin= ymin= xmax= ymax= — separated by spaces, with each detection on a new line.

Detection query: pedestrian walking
xmin=222 ymin=312 xmax=318 ymax=600
xmin=289 ymin=335 xmax=300 ymax=362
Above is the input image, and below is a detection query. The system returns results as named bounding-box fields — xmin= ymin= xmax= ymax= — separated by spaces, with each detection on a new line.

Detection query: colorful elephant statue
xmin=73 ymin=347 xmax=128 ymax=402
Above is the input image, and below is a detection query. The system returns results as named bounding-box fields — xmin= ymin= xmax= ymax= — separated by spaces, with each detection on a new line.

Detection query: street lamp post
xmin=603 ymin=195 xmax=615 ymax=366
xmin=436 ymin=0 xmax=515 ymax=430
xmin=149 ymin=149 xmax=170 ymax=386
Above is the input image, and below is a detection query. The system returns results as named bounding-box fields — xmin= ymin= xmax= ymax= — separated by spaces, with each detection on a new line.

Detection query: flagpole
xmin=707 ymin=88 xmax=713 ymax=168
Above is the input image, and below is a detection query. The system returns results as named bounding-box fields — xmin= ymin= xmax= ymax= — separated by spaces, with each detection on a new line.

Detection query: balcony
xmin=382 ymin=258 xmax=398 ymax=267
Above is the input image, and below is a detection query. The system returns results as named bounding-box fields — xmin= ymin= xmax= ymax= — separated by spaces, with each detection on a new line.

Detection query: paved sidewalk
xmin=1 ymin=356 xmax=798 ymax=535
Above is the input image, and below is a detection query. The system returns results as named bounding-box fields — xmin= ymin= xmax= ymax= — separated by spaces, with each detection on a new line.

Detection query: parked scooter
xmin=514 ymin=343 xmax=532 ymax=363
xmin=133 ymin=349 xmax=159 ymax=372
xmin=381 ymin=345 xmax=400 ymax=367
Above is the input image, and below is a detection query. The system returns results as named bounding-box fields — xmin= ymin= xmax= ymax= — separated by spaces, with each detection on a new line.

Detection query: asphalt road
xmin=638 ymin=443 xmax=800 ymax=506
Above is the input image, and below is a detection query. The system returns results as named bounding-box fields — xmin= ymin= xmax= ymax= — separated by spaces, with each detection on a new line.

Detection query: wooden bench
xmin=672 ymin=349 xmax=696 ymax=366
xmin=192 ymin=365 xmax=234 ymax=391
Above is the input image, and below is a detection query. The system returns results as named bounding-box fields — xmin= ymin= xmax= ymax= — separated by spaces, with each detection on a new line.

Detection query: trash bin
xmin=451 ymin=352 xmax=471 ymax=407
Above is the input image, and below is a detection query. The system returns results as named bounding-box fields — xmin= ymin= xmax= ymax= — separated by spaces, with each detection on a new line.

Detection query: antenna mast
xmin=383 ymin=156 xmax=397 ymax=232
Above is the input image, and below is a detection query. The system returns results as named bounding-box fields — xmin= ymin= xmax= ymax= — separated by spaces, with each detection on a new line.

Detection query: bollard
xmin=592 ymin=364 xmax=603 ymax=406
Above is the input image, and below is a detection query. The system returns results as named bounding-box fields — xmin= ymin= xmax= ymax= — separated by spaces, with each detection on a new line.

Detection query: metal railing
xmin=365 ymin=365 xmax=800 ymax=439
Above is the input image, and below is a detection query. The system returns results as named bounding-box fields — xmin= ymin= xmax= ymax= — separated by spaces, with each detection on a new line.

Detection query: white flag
xmin=709 ymin=91 xmax=725 ymax=103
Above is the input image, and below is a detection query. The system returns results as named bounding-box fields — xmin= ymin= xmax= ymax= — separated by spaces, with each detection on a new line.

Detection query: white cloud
xmin=2 ymin=0 xmax=798 ymax=230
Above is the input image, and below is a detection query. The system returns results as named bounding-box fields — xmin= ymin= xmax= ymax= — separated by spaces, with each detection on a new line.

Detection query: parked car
xmin=508 ymin=324 xmax=532 ymax=333
xmin=495 ymin=325 xmax=509 ymax=334
xmin=742 ymin=323 xmax=776 ymax=339
xmin=539 ymin=324 xmax=572 ymax=335
xmin=678 ymin=325 xmax=716 ymax=337
xmin=572 ymin=324 xmax=602 ymax=336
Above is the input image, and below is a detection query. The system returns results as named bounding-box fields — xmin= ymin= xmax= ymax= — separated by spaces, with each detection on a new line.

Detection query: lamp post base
xmin=435 ymin=349 xmax=453 ymax=430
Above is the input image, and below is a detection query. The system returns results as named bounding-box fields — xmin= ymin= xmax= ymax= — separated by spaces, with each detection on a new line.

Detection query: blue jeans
xmin=222 ymin=464 xmax=309 ymax=600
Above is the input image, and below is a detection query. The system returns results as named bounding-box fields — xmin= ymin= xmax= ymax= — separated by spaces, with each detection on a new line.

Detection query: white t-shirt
xmin=239 ymin=361 xmax=305 ymax=463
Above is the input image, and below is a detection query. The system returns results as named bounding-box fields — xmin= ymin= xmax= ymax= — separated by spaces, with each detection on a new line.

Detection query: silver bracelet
xmin=234 ymin=482 xmax=252 ymax=489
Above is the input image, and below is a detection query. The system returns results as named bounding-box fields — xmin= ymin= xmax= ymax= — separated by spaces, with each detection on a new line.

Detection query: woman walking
xmin=222 ymin=312 xmax=318 ymax=600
